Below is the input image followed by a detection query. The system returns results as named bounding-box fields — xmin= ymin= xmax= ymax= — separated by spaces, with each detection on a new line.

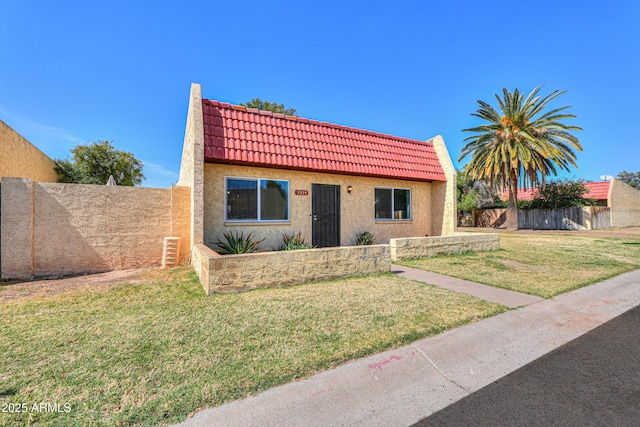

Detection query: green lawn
xmin=401 ymin=233 xmax=640 ymax=298
xmin=0 ymin=268 xmax=505 ymax=427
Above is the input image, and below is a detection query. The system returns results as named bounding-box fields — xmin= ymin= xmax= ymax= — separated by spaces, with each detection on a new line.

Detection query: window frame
xmin=374 ymin=186 xmax=412 ymax=221
xmin=224 ymin=176 xmax=291 ymax=223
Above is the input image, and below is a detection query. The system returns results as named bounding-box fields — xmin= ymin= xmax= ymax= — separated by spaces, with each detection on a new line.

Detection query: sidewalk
xmin=392 ymin=265 xmax=544 ymax=308
xmin=175 ymin=269 xmax=640 ymax=427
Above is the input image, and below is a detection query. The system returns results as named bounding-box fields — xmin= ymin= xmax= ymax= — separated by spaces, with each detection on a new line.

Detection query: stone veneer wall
xmin=1 ymin=178 xmax=190 ymax=279
xmin=193 ymin=233 xmax=500 ymax=294
xmin=0 ymin=119 xmax=59 ymax=183
xmin=193 ymin=243 xmax=391 ymax=294
xmin=390 ymin=233 xmax=500 ymax=261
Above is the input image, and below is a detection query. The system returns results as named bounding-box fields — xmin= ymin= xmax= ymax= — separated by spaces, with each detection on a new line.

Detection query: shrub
xmin=215 ymin=231 xmax=264 ymax=254
xmin=459 ymin=189 xmax=481 ymax=213
xmin=355 ymin=231 xmax=376 ymax=245
xmin=280 ymin=232 xmax=313 ymax=250
xmin=518 ymin=179 xmax=596 ymax=210
xmin=492 ymin=194 xmax=508 ymax=208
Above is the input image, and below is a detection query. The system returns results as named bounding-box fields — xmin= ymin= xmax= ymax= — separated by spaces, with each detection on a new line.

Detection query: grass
xmin=0 ymin=268 xmax=505 ymax=426
xmin=401 ymin=234 xmax=640 ymax=298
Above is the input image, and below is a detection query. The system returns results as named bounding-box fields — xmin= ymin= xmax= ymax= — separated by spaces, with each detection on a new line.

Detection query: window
xmin=375 ymin=187 xmax=411 ymax=220
xmin=226 ymin=178 xmax=289 ymax=221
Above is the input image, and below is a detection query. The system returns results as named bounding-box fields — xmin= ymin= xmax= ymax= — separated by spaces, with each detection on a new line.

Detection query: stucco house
xmin=177 ymin=83 xmax=457 ymax=254
xmin=0 ymin=119 xmax=59 ymax=183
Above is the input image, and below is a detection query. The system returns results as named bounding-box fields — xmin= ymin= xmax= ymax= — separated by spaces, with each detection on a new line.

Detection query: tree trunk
xmin=505 ymin=173 xmax=519 ymax=230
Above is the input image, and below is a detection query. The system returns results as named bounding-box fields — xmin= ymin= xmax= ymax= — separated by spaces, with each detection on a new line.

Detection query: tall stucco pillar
xmin=1 ymin=178 xmax=34 ymax=278
xmin=177 ymin=83 xmax=205 ymax=247
xmin=431 ymin=135 xmax=456 ymax=236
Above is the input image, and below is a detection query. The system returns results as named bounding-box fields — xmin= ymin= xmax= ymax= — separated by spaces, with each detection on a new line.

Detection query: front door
xmin=312 ymin=184 xmax=340 ymax=247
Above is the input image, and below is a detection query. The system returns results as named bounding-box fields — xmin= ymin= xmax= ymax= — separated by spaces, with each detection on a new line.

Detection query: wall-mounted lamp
xmin=347 ymin=185 xmax=353 ymax=194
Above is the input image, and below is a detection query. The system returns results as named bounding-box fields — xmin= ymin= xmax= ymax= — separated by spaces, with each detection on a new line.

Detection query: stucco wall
xmin=0 ymin=120 xmax=58 ymax=182
xmin=177 ymin=83 xmax=205 ymax=247
xmin=431 ymin=135 xmax=456 ymax=235
xmin=1 ymin=178 xmax=190 ymax=279
xmin=203 ymin=163 xmax=438 ymax=251
xmin=0 ymin=178 xmax=33 ymax=277
xmin=609 ymin=178 xmax=640 ymax=227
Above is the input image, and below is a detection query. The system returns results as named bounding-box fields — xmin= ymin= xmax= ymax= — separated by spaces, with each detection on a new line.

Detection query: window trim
xmin=374 ymin=186 xmax=412 ymax=221
xmin=225 ymin=176 xmax=291 ymax=222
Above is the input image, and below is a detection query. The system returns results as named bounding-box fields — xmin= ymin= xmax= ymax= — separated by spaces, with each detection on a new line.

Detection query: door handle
xmin=312 ymin=214 xmax=318 ymax=221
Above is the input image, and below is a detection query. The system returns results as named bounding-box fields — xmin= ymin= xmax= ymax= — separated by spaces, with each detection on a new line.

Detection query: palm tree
xmin=459 ymin=86 xmax=582 ymax=229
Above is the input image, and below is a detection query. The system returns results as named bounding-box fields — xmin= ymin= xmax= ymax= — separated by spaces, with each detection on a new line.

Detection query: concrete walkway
xmin=175 ymin=269 xmax=640 ymax=427
xmin=392 ymin=265 xmax=544 ymax=308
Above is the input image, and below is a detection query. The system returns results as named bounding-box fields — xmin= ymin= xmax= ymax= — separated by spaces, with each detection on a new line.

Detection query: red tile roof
xmin=583 ymin=181 xmax=611 ymax=200
xmin=202 ymin=100 xmax=446 ymax=182
xmin=513 ymin=181 xmax=611 ymax=201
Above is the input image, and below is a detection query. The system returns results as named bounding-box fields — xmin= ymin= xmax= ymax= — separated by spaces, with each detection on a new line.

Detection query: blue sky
xmin=2 ymin=1 xmax=638 ymax=187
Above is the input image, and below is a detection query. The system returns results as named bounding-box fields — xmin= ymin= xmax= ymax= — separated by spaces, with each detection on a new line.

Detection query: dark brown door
xmin=312 ymin=184 xmax=340 ymax=247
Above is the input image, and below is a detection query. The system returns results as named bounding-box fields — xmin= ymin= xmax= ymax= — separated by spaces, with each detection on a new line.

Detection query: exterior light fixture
xmin=347 ymin=185 xmax=353 ymax=194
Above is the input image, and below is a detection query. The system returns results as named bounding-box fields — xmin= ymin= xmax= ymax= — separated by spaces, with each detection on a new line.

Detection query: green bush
xmin=520 ymin=179 xmax=596 ymax=209
xmin=493 ymin=195 xmax=508 ymax=208
xmin=215 ymin=231 xmax=265 ymax=254
xmin=280 ymin=232 xmax=313 ymax=250
xmin=355 ymin=231 xmax=376 ymax=245
xmin=459 ymin=189 xmax=481 ymax=212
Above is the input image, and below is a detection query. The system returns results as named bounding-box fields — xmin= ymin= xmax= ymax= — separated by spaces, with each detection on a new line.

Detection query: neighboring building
xmin=514 ymin=181 xmax=611 ymax=206
xmin=178 ymin=83 xmax=457 ymax=252
xmin=0 ymin=119 xmax=59 ymax=182
xmin=510 ymin=180 xmax=640 ymax=228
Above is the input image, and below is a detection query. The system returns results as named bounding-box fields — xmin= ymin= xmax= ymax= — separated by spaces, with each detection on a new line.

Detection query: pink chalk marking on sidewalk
xmin=367 ymin=355 xmax=403 ymax=371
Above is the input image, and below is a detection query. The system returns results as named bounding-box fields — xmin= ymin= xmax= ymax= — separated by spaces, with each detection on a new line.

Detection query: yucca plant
xmin=280 ymin=231 xmax=313 ymax=250
xmin=215 ymin=231 xmax=265 ymax=254
xmin=355 ymin=231 xmax=376 ymax=246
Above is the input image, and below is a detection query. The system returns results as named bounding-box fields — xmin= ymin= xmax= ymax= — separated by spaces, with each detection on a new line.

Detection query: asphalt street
xmin=415 ymin=305 xmax=640 ymax=427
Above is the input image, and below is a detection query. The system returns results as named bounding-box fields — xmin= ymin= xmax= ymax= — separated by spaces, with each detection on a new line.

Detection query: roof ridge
xmin=203 ymin=98 xmax=432 ymax=145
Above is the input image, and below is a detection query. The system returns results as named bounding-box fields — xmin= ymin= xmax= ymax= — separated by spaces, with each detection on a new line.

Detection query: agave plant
xmin=215 ymin=231 xmax=265 ymax=255
xmin=355 ymin=231 xmax=376 ymax=246
xmin=280 ymin=231 xmax=313 ymax=250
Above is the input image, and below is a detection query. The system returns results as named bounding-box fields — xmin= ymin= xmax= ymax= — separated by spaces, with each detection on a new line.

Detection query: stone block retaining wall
xmin=193 ymin=243 xmax=391 ymax=294
xmin=194 ymin=232 xmax=500 ymax=294
xmin=390 ymin=233 xmax=500 ymax=261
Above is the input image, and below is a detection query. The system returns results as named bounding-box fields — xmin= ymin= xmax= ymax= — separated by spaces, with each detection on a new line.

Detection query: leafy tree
xmin=241 ymin=98 xmax=297 ymax=116
xmin=493 ymin=194 xmax=508 ymax=208
xmin=456 ymin=169 xmax=502 ymax=212
xmin=54 ymin=141 xmax=145 ymax=186
xmin=456 ymin=170 xmax=474 ymax=202
xmin=527 ymin=179 xmax=596 ymax=209
xmin=456 ymin=170 xmax=480 ymax=213
xmin=460 ymin=86 xmax=582 ymax=229
xmin=459 ymin=189 xmax=481 ymax=213
xmin=617 ymin=170 xmax=640 ymax=190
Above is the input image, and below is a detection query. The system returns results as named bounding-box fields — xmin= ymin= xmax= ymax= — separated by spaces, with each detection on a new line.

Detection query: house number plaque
xmin=294 ymin=190 xmax=309 ymax=196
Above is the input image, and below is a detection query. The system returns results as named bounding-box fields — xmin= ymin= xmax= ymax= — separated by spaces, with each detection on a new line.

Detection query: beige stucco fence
xmin=1 ymin=178 xmax=190 ymax=279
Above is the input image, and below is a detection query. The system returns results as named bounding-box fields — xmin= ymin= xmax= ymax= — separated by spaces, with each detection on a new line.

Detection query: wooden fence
xmin=473 ymin=206 xmax=611 ymax=230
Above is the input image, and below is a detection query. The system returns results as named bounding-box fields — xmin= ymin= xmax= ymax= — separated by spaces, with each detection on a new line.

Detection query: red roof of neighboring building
xmin=202 ymin=99 xmax=446 ymax=182
xmin=513 ymin=181 xmax=611 ymax=201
